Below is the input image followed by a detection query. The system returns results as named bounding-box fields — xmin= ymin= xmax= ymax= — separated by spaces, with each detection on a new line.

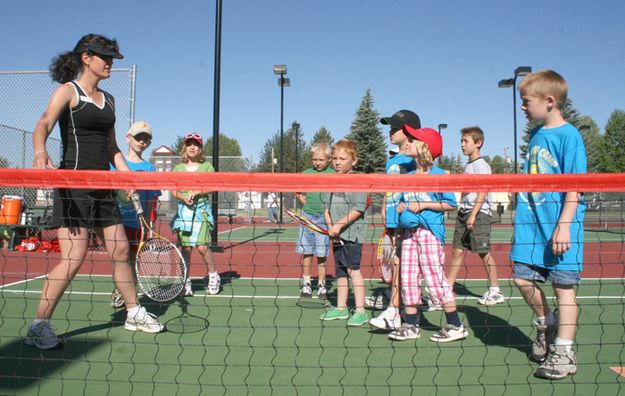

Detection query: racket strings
xmin=137 ymin=239 xmax=186 ymax=301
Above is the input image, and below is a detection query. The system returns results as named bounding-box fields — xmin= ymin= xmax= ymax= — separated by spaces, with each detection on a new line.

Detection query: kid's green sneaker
xmin=347 ymin=311 xmax=369 ymax=326
xmin=319 ymin=308 xmax=349 ymax=321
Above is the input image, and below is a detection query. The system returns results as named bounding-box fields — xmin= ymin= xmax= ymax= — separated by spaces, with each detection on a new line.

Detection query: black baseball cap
xmin=75 ymin=42 xmax=124 ymax=59
xmin=380 ymin=110 xmax=421 ymax=129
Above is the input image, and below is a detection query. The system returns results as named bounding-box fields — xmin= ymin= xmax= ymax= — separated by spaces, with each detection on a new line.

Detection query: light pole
xmin=273 ymin=64 xmax=290 ymax=223
xmin=437 ymin=123 xmax=447 ymax=134
xmin=293 ymin=121 xmax=300 ymax=173
xmin=498 ymin=66 xmax=532 ymax=173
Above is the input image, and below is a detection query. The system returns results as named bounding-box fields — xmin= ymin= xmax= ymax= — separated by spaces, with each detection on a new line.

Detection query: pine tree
xmin=255 ymin=121 xmax=307 ymax=173
xmin=598 ymin=109 xmax=625 ymax=173
xmin=345 ymin=89 xmax=386 ymax=173
xmin=577 ymin=116 xmax=602 ymax=173
xmin=302 ymin=126 xmax=335 ymax=168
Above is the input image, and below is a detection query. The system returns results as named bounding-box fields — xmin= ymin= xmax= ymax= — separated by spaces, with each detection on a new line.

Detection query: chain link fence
xmin=0 ymin=68 xmax=136 ymax=208
xmin=151 ymin=155 xmax=254 ymax=218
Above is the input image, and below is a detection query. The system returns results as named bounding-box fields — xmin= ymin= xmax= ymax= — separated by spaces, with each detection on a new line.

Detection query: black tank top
xmin=58 ymin=81 xmax=116 ymax=170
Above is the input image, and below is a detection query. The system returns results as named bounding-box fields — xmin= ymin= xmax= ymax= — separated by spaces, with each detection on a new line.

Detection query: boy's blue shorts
xmin=295 ymin=212 xmax=330 ymax=257
xmin=513 ymin=262 xmax=581 ymax=285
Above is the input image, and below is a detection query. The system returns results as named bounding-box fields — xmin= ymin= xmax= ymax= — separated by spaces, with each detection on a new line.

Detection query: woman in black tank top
xmin=26 ymin=34 xmax=163 ymax=349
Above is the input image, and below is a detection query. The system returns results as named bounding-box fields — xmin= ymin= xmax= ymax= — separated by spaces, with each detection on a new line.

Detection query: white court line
xmin=0 ymin=288 xmax=623 ymax=300
xmin=0 ymin=274 xmax=47 ymax=290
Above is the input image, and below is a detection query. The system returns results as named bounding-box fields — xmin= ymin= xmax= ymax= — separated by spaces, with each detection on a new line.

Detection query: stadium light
xmin=498 ymin=66 xmax=532 ymax=173
xmin=273 ymin=64 xmax=290 ymax=223
xmin=437 ymin=123 xmax=448 ymax=134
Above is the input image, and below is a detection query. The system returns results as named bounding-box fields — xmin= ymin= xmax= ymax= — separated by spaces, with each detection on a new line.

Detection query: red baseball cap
xmin=402 ymin=125 xmax=443 ymax=159
xmin=184 ymin=132 xmax=203 ymax=146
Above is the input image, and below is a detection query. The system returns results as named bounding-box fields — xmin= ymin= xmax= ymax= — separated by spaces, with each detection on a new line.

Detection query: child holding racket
xmin=110 ymin=121 xmax=161 ymax=308
xmin=390 ymin=126 xmax=465 ymax=342
xmin=27 ymin=34 xmax=164 ymax=349
xmin=170 ymin=133 xmax=220 ymax=296
xmin=319 ymin=139 xmax=369 ymax=326
xmin=293 ymin=142 xmax=334 ymax=299
xmin=511 ymin=70 xmax=586 ymax=380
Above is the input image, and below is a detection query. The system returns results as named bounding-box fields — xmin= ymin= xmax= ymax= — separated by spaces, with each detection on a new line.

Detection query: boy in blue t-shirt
xmin=511 ymin=70 xmax=586 ymax=380
xmin=110 ymin=121 xmax=161 ymax=307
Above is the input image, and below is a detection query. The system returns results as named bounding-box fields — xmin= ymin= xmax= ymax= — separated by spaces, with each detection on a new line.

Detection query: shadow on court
xmin=460 ymin=305 xmax=532 ymax=356
xmin=453 ymin=282 xmax=483 ymax=298
xmin=222 ymin=228 xmax=286 ymax=250
xmin=0 ymin=337 xmax=106 ymax=392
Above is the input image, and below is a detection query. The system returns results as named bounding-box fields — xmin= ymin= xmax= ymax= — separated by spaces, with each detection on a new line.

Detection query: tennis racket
xmin=131 ymin=192 xmax=187 ymax=302
xmin=376 ymin=229 xmax=394 ymax=284
xmin=285 ymin=208 xmax=344 ymax=245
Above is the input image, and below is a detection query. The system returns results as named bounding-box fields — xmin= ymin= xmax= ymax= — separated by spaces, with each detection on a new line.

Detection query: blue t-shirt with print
xmin=112 ymin=160 xmax=161 ymax=229
xmin=510 ymin=123 xmax=587 ymax=271
xmin=398 ymin=166 xmax=457 ymax=243
xmin=385 ymin=153 xmax=416 ymax=228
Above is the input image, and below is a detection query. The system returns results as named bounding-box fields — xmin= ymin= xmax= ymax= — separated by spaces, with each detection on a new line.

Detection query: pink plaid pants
xmin=400 ymin=227 xmax=454 ymax=307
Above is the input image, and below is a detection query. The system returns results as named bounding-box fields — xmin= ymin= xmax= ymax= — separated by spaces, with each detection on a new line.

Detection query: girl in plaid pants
xmin=388 ymin=125 xmax=468 ymax=343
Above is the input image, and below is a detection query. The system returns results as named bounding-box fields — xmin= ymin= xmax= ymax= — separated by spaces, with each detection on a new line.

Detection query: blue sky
xmin=2 ymin=0 xmax=624 ymax=167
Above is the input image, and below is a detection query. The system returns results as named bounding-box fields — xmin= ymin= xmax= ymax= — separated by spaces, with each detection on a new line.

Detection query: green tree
xmin=577 ymin=116 xmax=602 ymax=173
xmin=302 ymin=126 xmax=335 ymax=168
xmin=345 ymin=89 xmax=386 ymax=174
xmin=255 ymin=121 xmax=307 ymax=173
xmin=598 ymin=109 xmax=625 ymax=173
xmin=0 ymin=156 xmax=9 ymax=168
xmin=171 ymin=133 xmax=248 ymax=171
xmin=488 ymin=155 xmax=506 ymax=174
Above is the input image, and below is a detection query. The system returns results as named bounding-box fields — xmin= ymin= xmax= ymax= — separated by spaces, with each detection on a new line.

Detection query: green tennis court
xmin=1 ymin=275 xmax=624 ymax=395
xmin=219 ymin=223 xmax=625 ymax=244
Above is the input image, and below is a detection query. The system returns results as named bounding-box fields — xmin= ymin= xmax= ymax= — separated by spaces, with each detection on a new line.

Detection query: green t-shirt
xmin=301 ymin=167 xmax=335 ymax=215
xmin=173 ymin=162 xmax=214 ymax=203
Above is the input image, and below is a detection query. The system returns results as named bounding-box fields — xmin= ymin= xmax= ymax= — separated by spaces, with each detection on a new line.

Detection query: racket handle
xmin=131 ymin=192 xmax=144 ymax=216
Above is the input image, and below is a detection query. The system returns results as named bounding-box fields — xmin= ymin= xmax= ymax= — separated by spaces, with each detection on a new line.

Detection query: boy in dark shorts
xmin=446 ymin=126 xmax=503 ymax=306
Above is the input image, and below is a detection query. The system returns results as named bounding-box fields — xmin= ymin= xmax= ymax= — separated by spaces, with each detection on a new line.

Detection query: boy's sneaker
xmin=365 ymin=289 xmax=390 ymax=310
xmin=25 ymin=321 xmax=63 ymax=349
xmin=347 ymin=311 xmax=369 ymax=326
xmin=111 ymin=288 xmax=125 ymax=308
xmin=477 ymin=290 xmax=505 ymax=306
xmin=319 ymin=307 xmax=349 ymax=321
xmin=184 ymin=278 xmax=194 ymax=296
xmin=429 ymin=324 xmax=468 ymax=343
xmin=124 ymin=306 xmax=165 ymax=333
xmin=421 ymin=296 xmax=443 ymax=312
xmin=388 ymin=323 xmax=421 ymax=341
xmin=316 ymin=284 xmax=327 ymax=299
xmin=369 ymin=307 xmax=401 ymax=331
xmin=534 ymin=345 xmax=578 ymax=380
xmin=207 ymin=273 xmax=221 ymax=295
xmin=530 ymin=317 xmax=557 ymax=363
xmin=300 ymin=283 xmax=312 ymax=298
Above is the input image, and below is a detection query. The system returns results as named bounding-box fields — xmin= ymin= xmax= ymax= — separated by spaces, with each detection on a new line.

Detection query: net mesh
xmin=1 ymin=169 xmax=625 ymax=394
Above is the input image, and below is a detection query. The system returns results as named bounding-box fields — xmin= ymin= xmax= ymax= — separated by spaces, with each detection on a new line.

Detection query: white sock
xmin=210 ymin=271 xmax=219 ymax=278
xmin=33 ymin=318 xmax=49 ymax=326
xmin=127 ymin=305 xmax=141 ymax=317
xmin=555 ymin=337 xmax=573 ymax=352
xmin=535 ymin=316 xmax=546 ymax=326
xmin=385 ymin=306 xmax=398 ymax=317
xmin=489 ymin=286 xmax=501 ymax=293
xmin=302 ymin=275 xmax=311 ymax=285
